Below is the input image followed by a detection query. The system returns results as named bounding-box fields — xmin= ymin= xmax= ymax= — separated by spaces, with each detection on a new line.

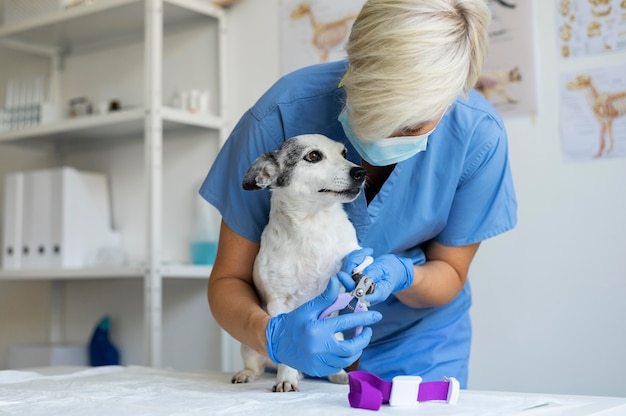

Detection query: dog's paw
xmin=272 ymin=380 xmax=299 ymax=392
xmin=328 ymin=370 xmax=349 ymax=384
xmin=231 ymin=369 xmax=258 ymax=384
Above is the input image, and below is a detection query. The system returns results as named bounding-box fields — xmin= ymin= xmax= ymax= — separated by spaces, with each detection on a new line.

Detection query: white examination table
xmin=0 ymin=366 xmax=624 ymax=415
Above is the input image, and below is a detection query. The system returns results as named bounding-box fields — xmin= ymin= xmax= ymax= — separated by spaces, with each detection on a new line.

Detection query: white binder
xmin=48 ymin=167 xmax=114 ymax=268
xmin=1 ymin=172 xmax=24 ymax=269
xmin=21 ymin=170 xmax=54 ymax=268
xmin=13 ymin=167 xmax=120 ymax=269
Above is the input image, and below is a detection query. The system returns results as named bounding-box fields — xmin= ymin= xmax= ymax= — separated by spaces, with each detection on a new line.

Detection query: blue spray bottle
xmin=89 ymin=316 xmax=120 ymax=366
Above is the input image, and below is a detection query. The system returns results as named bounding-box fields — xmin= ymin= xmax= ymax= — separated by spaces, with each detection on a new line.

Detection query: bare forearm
xmin=394 ymin=241 xmax=480 ymax=309
xmin=208 ymin=274 xmax=270 ymax=356
xmin=394 ymin=260 xmax=465 ymax=308
xmin=207 ymin=221 xmax=269 ymax=356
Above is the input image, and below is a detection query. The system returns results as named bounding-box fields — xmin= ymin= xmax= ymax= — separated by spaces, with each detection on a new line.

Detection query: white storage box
xmin=7 ymin=343 xmax=88 ymax=369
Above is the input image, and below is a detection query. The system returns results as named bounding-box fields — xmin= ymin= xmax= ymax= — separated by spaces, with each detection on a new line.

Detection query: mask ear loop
xmin=338 ymin=69 xmax=350 ymax=88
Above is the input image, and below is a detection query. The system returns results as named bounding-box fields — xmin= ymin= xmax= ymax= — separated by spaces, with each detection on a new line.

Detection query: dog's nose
xmin=350 ymin=167 xmax=367 ymax=182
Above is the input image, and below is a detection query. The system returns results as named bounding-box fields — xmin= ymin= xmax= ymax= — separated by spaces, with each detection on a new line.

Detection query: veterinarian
xmin=201 ymin=0 xmax=517 ymax=388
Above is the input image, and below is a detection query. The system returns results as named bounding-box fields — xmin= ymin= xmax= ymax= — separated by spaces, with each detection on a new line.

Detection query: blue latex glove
xmin=266 ymin=277 xmax=382 ymax=377
xmin=339 ymin=249 xmax=414 ymax=305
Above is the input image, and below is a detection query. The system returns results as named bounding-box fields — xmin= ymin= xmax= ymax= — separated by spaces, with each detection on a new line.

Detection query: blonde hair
xmin=344 ymin=0 xmax=491 ymax=142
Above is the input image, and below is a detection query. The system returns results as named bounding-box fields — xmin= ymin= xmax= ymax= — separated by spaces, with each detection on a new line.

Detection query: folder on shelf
xmin=6 ymin=167 xmax=122 ymax=270
xmin=1 ymin=172 xmax=24 ymax=269
xmin=48 ymin=167 xmax=117 ymax=268
xmin=21 ymin=169 xmax=54 ymax=269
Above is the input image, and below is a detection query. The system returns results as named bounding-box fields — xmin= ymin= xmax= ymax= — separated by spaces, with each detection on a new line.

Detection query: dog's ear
xmin=242 ymin=152 xmax=279 ymax=191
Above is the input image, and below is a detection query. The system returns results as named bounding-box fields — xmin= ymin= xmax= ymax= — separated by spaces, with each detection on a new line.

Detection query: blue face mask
xmin=338 ymin=110 xmax=434 ymax=166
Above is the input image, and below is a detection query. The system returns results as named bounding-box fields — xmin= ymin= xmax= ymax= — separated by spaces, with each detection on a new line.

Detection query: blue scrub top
xmin=200 ymin=60 xmax=517 ymax=387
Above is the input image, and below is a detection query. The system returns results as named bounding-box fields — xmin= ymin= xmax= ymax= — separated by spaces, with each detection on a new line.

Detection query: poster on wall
xmin=279 ymin=0 xmax=365 ymax=75
xmin=555 ymin=0 xmax=626 ymax=59
xmin=475 ymin=0 xmax=538 ymax=118
xmin=280 ymin=1 xmax=539 ymax=117
xmin=560 ymin=62 xmax=626 ymax=162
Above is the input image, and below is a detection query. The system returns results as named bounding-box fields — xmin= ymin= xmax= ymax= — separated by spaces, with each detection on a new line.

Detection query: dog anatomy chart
xmin=279 ymin=0 xmax=365 ymax=75
xmin=475 ymin=0 xmax=538 ymax=118
xmin=560 ymin=63 xmax=626 ymax=162
xmin=556 ymin=0 xmax=626 ymax=59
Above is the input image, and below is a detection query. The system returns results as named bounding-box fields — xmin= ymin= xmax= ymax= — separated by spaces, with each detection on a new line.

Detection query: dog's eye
xmin=304 ymin=150 xmax=323 ymax=163
xmin=341 ymin=148 xmax=348 ymax=159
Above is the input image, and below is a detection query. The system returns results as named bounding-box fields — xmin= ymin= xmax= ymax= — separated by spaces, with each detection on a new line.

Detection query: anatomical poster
xmin=556 ymin=0 xmax=626 ymax=59
xmin=280 ymin=1 xmax=539 ymax=117
xmin=560 ymin=63 xmax=626 ymax=162
xmin=279 ymin=0 xmax=365 ymax=75
xmin=475 ymin=0 xmax=538 ymax=118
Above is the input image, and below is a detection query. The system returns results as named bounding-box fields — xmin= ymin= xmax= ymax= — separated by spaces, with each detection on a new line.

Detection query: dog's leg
xmin=273 ymin=364 xmax=301 ymax=392
xmin=328 ymin=370 xmax=349 ymax=384
xmin=327 ymin=330 xmax=349 ymax=384
xmin=265 ymin=300 xmax=303 ymax=392
xmin=232 ymin=344 xmax=268 ymax=384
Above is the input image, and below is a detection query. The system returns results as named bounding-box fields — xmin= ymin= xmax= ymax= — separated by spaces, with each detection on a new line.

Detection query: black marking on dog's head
xmin=275 ymin=139 xmax=307 ymax=188
xmin=242 ymin=152 xmax=279 ymax=191
xmin=242 ymin=139 xmax=309 ymax=191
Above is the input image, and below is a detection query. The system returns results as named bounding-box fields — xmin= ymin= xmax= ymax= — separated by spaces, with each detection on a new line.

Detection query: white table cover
xmin=0 ymin=366 xmax=624 ymax=415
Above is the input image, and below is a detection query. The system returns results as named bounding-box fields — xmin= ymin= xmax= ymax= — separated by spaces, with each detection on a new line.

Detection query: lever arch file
xmin=1 ymin=172 xmax=24 ymax=269
xmin=2 ymin=167 xmax=120 ymax=270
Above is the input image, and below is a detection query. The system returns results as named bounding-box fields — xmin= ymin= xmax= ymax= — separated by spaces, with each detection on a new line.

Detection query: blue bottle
xmin=89 ymin=316 xmax=120 ymax=366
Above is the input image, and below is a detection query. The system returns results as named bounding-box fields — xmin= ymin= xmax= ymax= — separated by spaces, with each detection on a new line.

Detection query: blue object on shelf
xmin=190 ymin=184 xmax=220 ymax=265
xmin=190 ymin=241 xmax=218 ymax=265
xmin=89 ymin=316 xmax=120 ymax=366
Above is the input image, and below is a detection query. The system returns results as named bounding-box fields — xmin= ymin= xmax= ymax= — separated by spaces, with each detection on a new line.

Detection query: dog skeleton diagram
xmin=475 ymin=67 xmax=522 ymax=104
xmin=566 ymin=75 xmax=626 ymax=158
xmin=289 ymin=2 xmax=358 ymax=63
xmin=475 ymin=0 xmax=538 ymax=117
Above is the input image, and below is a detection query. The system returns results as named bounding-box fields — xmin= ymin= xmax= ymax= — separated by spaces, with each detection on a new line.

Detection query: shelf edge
xmin=0 ymin=0 xmax=142 ymax=40
xmin=0 ymin=264 xmax=213 ymax=281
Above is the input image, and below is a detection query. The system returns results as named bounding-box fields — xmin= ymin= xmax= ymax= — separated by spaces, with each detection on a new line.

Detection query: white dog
xmin=234 ymin=133 xmax=367 ymax=392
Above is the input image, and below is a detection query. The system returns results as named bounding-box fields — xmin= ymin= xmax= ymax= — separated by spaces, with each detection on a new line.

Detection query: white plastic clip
xmin=389 ymin=375 xmax=422 ymax=407
xmin=444 ymin=377 xmax=460 ymax=405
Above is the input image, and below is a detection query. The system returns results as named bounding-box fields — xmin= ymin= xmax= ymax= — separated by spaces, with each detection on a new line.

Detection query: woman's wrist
xmin=252 ymin=311 xmax=272 ymax=356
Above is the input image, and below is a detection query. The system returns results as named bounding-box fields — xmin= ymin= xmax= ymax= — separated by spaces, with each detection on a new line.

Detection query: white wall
xmin=468 ymin=2 xmax=626 ymax=396
xmin=1 ymin=0 xmax=625 ymax=398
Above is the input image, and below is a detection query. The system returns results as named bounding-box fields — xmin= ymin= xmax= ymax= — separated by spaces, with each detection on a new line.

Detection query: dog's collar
xmin=347 ymin=371 xmax=459 ymax=410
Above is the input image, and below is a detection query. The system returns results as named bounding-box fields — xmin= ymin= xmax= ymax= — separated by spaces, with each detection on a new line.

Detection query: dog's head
xmin=242 ymin=134 xmax=366 ymax=203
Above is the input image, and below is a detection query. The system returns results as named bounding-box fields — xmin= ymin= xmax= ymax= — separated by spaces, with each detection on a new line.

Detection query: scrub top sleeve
xmin=199 ymin=110 xmax=281 ymax=243
xmin=436 ymin=119 xmax=517 ymax=247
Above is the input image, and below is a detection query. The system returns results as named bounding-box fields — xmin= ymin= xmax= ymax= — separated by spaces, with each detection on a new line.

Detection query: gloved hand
xmin=339 ymin=249 xmax=414 ymax=305
xmin=266 ymin=276 xmax=382 ymax=377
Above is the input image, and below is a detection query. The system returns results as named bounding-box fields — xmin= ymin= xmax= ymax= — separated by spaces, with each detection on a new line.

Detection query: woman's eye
xmin=304 ymin=150 xmax=322 ymax=163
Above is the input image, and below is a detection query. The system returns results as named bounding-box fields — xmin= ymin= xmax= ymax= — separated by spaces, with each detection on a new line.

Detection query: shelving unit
xmin=0 ymin=107 xmax=222 ymax=145
xmin=0 ymin=264 xmax=212 ymax=281
xmin=0 ymin=0 xmax=227 ymax=367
